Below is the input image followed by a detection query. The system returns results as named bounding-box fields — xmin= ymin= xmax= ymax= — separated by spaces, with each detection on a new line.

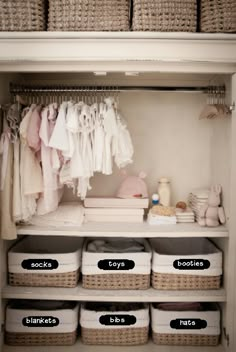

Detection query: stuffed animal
xmin=198 ymin=185 xmax=226 ymax=227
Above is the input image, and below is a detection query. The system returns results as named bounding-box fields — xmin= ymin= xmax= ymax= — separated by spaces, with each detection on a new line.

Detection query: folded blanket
xmin=30 ymin=202 xmax=84 ymax=227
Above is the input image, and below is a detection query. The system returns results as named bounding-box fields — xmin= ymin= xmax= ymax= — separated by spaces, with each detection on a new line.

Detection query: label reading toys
xmin=22 ymin=316 xmax=59 ymax=328
xmin=170 ymin=319 xmax=207 ymax=330
xmin=99 ymin=314 xmax=136 ymax=326
xmin=173 ymin=259 xmax=210 ymax=270
xmin=98 ymin=259 xmax=135 ymax=271
xmin=21 ymin=259 xmax=59 ymax=270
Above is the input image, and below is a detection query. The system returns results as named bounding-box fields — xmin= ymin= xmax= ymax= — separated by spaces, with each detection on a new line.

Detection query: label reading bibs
xmin=99 ymin=314 xmax=136 ymax=326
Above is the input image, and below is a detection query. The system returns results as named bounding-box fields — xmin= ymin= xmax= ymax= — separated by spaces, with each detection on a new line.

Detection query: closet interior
xmin=0 ymin=61 xmax=236 ymax=352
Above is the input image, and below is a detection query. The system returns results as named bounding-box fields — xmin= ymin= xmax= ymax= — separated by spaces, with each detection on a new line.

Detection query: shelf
xmin=1 ymin=32 xmax=236 ymax=40
xmin=2 ymin=340 xmax=226 ymax=352
xmin=17 ymin=222 xmax=229 ymax=238
xmin=0 ymin=32 xmax=235 ymax=73
xmin=2 ymin=284 xmax=226 ymax=302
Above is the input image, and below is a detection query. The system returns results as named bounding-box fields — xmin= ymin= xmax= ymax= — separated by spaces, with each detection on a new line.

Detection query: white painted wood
xmin=1 ymin=32 xmax=236 ymax=40
xmin=0 ymin=33 xmax=235 ymax=73
xmin=0 ymin=37 xmax=235 ymax=352
xmin=2 ymin=284 xmax=226 ymax=303
xmin=2 ymin=340 xmax=226 ymax=352
xmin=16 ymin=222 xmax=228 ymax=238
xmin=226 ymin=73 xmax=236 ymax=351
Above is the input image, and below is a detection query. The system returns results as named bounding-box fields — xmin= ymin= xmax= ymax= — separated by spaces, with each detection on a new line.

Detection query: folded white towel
xmin=30 ymin=202 xmax=85 ymax=227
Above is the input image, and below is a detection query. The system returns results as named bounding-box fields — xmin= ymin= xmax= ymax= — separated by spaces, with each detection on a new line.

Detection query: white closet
xmin=0 ymin=32 xmax=236 ymax=352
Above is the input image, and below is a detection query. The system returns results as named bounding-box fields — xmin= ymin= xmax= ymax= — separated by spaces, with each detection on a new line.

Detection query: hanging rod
xmin=9 ymin=83 xmax=224 ymax=94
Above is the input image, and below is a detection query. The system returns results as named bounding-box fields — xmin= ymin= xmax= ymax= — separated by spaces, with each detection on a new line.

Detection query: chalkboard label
xmin=21 ymin=259 xmax=59 ymax=270
xmin=98 ymin=259 xmax=135 ymax=270
xmin=99 ymin=314 xmax=136 ymax=326
xmin=22 ymin=316 xmax=59 ymax=327
xmin=170 ymin=319 xmax=207 ymax=330
xmin=173 ymin=259 xmax=210 ymax=270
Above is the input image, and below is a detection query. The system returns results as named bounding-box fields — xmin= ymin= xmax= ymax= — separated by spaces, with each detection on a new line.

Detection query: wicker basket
xmin=82 ymin=238 xmax=152 ymax=290
xmin=151 ymin=303 xmax=220 ymax=346
xmin=8 ymin=270 xmax=80 ymax=288
xmin=8 ymin=236 xmax=83 ymax=288
xmin=0 ymin=0 xmax=46 ymax=31
xmin=5 ymin=301 xmax=79 ymax=346
xmin=5 ymin=331 xmax=77 ymax=346
xmin=83 ymin=273 xmax=150 ymax=290
xmin=152 ymin=333 xmax=219 ymax=346
xmin=151 ymin=238 xmax=222 ymax=290
xmin=132 ymin=0 xmax=197 ymax=32
xmin=80 ymin=302 xmax=149 ymax=345
xmin=200 ymin=0 xmax=236 ymax=33
xmin=82 ymin=327 xmax=148 ymax=345
xmin=152 ymin=273 xmax=221 ymax=290
xmin=48 ymin=0 xmax=130 ymax=31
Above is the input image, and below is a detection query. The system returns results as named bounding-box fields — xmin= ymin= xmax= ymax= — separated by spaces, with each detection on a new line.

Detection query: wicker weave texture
xmin=0 ymin=0 xmax=46 ymax=31
xmin=48 ymin=0 xmax=130 ymax=31
xmin=132 ymin=0 xmax=197 ymax=32
xmin=9 ymin=270 xmax=79 ymax=288
xmin=82 ymin=273 xmax=150 ymax=289
xmin=152 ymin=272 xmax=221 ymax=290
xmin=200 ymin=0 xmax=236 ymax=33
xmin=5 ymin=331 xmax=77 ymax=346
xmin=152 ymin=332 xmax=219 ymax=346
xmin=82 ymin=327 xmax=148 ymax=345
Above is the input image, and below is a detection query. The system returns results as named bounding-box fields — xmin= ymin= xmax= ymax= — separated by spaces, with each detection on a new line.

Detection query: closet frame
xmin=0 ymin=32 xmax=236 ymax=352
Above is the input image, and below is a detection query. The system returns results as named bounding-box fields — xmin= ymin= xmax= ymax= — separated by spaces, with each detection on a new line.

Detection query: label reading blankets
xmin=21 ymin=259 xmax=59 ymax=270
xmin=170 ymin=319 xmax=207 ymax=330
xmin=22 ymin=316 xmax=59 ymax=327
xmin=99 ymin=314 xmax=136 ymax=326
xmin=173 ymin=259 xmax=210 ymax=270
xmin=98 ymin=259 xmax=135 ymax=270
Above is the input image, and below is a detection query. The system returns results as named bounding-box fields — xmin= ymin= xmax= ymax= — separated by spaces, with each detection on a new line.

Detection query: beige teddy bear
xmin=198 ymin=185 xmax=226 ymax=227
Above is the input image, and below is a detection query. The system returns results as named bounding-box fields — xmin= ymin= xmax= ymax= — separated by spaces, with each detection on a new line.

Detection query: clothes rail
xmin=9 ymin=83 xmax=226 ymax=94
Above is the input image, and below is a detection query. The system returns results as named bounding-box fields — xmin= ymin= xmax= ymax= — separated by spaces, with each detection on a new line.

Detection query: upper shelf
xmin=0 ymin=32 xmax=236 ymax=73
xmin=17 ymin=222 xmax=228 ymax=238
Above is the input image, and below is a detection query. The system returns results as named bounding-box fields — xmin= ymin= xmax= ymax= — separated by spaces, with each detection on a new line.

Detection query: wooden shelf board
xmin=17 ymin=222 xmax=229 ymax=238
xmin=2 ymin=340 xmax=226 ymax=352
xmin=2 ymin=284 xmax=226 ymax=302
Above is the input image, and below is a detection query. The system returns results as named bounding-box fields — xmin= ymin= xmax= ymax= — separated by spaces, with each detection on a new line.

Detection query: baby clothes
xmin=19 ymin=106 xmax=43 ymax=221
xmin=37 ymin=104 xmax=62 ymax=215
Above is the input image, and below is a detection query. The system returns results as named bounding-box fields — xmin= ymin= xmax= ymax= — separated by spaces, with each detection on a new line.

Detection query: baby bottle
xmin=157 ymin=177 xmax=171 ymax=206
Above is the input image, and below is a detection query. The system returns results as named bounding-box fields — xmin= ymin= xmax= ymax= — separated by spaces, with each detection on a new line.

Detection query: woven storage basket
xmin=5 ymin=301 xmax=79 ymax=346
xmin=82 ymin=238 xmax=152 ymax=289
xmin=151 ymin=302 xmax=220 ymax=346
xmin=151 ymin=238 xmax=222 ymax=290
xmin=200 ymin=0 xmax=236 ymax=33
xmin=80 ymin=302 xmax=149 ymax=345
xmin=132 ymin=0 xmax=197 ymax=32
xmin=8 ymin=236 xmax=83 ymax=288
xmin=0 ymin=0 xmax=46 ymax=31
xmin=48 ymin=0 xmax=130 ymax=31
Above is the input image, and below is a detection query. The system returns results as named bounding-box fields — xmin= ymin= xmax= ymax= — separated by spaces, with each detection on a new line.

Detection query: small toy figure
xmin=198 ymin=185 xmax=226 ymax=227
xmin=152 ymin=194 xmax=159 ymax=205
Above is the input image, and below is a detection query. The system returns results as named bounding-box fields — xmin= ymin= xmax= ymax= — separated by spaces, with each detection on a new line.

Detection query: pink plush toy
xmin=198 ymin=185 xmax=226 ymax=227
